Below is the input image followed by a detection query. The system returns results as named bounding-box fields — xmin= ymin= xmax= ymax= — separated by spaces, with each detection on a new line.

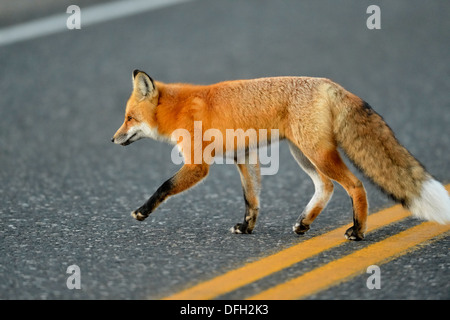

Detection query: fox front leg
xmin=131 ymin=164 xmax=209 ymax=221
xmin=231 ymin=155 xmax=261 ymax=234
xmin=131 ymin=179 xmax=172 ymax=220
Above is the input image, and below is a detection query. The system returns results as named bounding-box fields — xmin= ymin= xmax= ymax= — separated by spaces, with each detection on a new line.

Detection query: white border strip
xmin=0 ymin=0 xmax=191 ymax=46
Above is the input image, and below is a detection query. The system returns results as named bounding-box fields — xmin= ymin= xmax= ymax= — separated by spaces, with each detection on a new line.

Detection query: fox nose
xmin=111 ymin=137 xmax=115 ymax=143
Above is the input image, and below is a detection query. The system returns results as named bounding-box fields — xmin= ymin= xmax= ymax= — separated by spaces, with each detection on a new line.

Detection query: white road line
xmin=0 ymin=0 xmax=191 ymax=47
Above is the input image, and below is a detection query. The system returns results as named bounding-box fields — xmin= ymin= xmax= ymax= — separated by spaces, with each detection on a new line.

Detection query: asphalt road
xmin=0 ymin=0 xmax=449 ymax=301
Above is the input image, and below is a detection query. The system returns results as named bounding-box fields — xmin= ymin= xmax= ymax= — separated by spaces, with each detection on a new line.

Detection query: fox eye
xmin=127 ymin=116 xmax=133 ymax=121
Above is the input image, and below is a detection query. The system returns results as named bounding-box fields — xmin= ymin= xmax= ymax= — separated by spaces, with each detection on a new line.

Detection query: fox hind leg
xmin=288 ymin=142 xmax=334 ymax=234
xmin=302 ymin=147 xmax=368 ymax=240
xmin=231 ymin=151 xmax=261 ymax=234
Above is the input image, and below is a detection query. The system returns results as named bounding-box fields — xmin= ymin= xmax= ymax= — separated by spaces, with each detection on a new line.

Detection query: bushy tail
xmin=333 ymin=94 xmax=450 ymax=224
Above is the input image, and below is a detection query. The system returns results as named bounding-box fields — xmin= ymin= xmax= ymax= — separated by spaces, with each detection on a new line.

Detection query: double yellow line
xmin=163 ymin=185 xmax=450 ymax=300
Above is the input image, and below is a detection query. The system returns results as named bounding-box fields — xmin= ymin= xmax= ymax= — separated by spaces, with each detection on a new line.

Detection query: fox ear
xmin=132 ymin=69 xmax=156 ymax=98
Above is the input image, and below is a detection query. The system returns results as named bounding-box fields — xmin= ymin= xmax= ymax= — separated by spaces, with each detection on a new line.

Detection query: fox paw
xmin=230 ymin=223 xmax=252 ymax=234
xmin=344 ymin=226 xmax=364 ymax=241
xmin=292 ymin=221 xmax=310 ymax=235
xmin=131 ymin=210 xmax=148 ymax=221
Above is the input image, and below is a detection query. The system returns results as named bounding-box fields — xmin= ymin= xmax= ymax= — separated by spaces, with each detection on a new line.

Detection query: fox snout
xmin=111 ymin=122 xmax=153 ymax=146
xmin=111 ymin=133 xmax=134 ymax=146
xmin=111 ymin=129 xmax=137 ymax=146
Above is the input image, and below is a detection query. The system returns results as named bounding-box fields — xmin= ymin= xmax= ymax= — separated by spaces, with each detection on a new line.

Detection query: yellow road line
xmin=162 ymin=204 xmax=410 ymax=300
xmin=247 ymin=221 xmax=450 ymax=300
xmin=163 ymin=184 xmax=449 ymax=300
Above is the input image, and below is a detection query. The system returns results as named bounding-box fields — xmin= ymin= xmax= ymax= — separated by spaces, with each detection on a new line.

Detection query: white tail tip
xmin=408 ymin=178 xmax=450 ymax=224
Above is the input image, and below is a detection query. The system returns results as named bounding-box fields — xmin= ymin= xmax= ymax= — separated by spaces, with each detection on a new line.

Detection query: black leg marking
xmin=344 ymin=224 xmax=365 ymax=241
xmin=344 ymin=199 xmax=365 ymax=240
xmin=131 ymin=179 xmax=173 ymax=221
xmin=231 ymin=194 xmax=254 ymax=234
xmin=232 ymin=159 xmax=261 ymax=234
xmin=235 ymin=193 xmax=260 ymax=234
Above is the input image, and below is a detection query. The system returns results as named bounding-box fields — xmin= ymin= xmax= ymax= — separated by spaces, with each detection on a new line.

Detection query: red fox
xmin=112 ymin=70 xmax=450 ymax=240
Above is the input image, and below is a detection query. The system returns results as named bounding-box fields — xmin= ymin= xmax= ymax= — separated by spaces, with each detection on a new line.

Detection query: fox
xmin=111 ymin=69 xmax=450 ymax=240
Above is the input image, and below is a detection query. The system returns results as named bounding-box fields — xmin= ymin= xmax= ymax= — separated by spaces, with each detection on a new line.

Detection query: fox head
xmin=111 ymin=70 xmax=160 ymax=146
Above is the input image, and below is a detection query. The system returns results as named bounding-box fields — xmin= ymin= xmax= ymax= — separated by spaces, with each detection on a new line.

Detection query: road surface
xmin=0 ymin=0 xmax=449 ymax=302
